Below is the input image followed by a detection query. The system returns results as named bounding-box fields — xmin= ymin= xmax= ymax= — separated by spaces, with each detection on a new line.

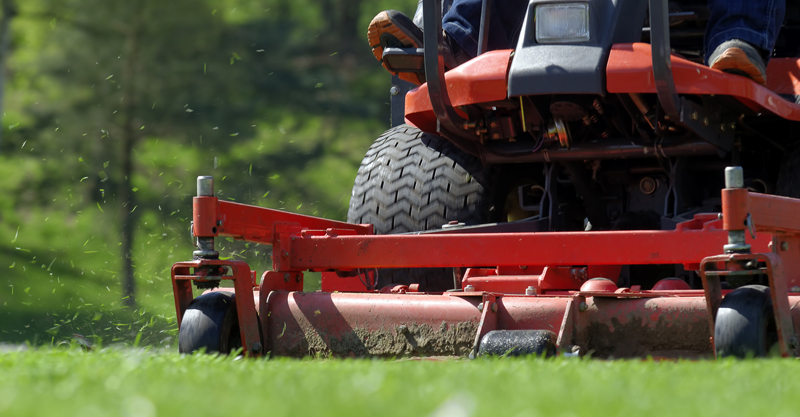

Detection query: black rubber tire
xmin=777 ymin=147 xmax=800 ymax=197
xmin=347 ymin=124 xmax=494 ymax=291
xmin=714 ymin=285 xmax=778 ymax=358
xmin=477 ymin=330 xmax=557 ymax=358
xmin=178 ymin=291 xmax=244 ymax=354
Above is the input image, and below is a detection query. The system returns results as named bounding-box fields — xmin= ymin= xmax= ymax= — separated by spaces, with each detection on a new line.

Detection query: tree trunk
xmin=317 ymin=0 xmax=362 ymax=55
xmin=119 ymin=8 xmax=142 ymax=307
xmin=0 ymin=0 xmax=18 ymax=153
xmin=338 ymin=0 xmax=361 ymax=54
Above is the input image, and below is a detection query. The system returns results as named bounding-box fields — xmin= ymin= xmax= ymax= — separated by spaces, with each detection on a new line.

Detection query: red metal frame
xmin=174 ymin=41 xmax=800 ymax=357
xmin=173 ymin=198 xmax=372 ymax=356
xmin=607 ymin=43 xmax=800 ymax=120
xmin=172 ymin=181 xmax=800 ymax=358
xmin=404 ymin=49 xmax=511 ymax=132
xmin=403 ymin=43 xmax=800 ymax=135
xmin=171 ymin=259 xmax=262 ymax=355
xmin=193 ymin=197 xmax=373 ymax=244
xmin=698 ymin=190 xmax=800 ymax=357
xmin=701 ymin=253 xmax=795 ymax=356
xmin=275 ymin=223 xmax=767 ymax=273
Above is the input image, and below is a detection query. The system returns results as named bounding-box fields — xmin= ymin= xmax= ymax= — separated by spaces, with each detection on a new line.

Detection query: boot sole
xmin=709 ymin=47 xmax=767 ymax=86
xmin=367 ymin=11 xmax=421 ymax=63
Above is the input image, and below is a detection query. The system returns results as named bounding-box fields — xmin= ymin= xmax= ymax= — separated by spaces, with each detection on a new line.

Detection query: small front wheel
xmin=178 ymin=291 xmax=251 ymax=354
xmin=477 ymin=330 xmax=557 ymax=358
xmin=714 ymin=285 xmax=778 ymax=358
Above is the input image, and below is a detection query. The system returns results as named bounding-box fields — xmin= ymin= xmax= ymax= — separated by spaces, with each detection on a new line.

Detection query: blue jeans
xmin=705 ymin=0 xmax=785 ymax=64
xmin=442 ymin=0 xmax=528 ymax=58
xmin=440 ymin=0 xmax=785 ymax=63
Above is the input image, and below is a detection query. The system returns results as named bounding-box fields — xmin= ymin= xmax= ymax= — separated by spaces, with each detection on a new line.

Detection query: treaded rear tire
xmin=777 ymin=147 xmax=800 ymax=197
xmin=347 ymin=124 xmax=494 ymax=291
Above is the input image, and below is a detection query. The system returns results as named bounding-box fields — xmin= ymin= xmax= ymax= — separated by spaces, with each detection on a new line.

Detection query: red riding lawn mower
xmin=172 ymin=0 xmax=800 ymax=359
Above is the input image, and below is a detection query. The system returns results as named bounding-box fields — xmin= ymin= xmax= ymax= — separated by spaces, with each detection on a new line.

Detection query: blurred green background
xmin=0 ymin=0 xmax=418 ymax=347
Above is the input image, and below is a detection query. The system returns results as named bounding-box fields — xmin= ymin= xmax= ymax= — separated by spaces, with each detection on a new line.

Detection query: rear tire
xmin=178 ymin=292 xmax=245 ymax=354
xmin=347 ymin=124 xmax=494 ymax=291
xmin=714 ymin=285 xmax=778 ymax=358
xmin=777 ymin=147 xmax=800 ymax=197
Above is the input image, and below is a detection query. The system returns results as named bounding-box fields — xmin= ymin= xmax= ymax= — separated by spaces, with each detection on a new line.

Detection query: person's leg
xmin=367 ymin=0 xmax=528 ymax=83
xmin=442 ymin=0 xmax=528 ymax=59
xmin=705 ymin=0 xmax=785 ymax=62
xmin=705 ymin=0 xmax=785 ymax=85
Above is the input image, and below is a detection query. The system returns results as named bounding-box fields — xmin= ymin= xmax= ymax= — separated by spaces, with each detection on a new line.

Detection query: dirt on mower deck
xmin=279 ymin=320 xmax=479 ymax=358
xmin=584 ymin=297 xmax=712 ymax=358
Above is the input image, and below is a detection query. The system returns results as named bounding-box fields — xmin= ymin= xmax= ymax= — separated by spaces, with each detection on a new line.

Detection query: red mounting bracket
xmin=171 ymin=259 xmax=262 ymax=356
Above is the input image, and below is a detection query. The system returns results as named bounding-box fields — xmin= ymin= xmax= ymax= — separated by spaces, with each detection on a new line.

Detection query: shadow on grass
xmin=0 ymin=307 xmax=178 ymax=349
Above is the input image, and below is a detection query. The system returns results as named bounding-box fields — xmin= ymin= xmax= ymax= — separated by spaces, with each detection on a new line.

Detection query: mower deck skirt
xmin=260 ymin=291 xmax=800 ymax=358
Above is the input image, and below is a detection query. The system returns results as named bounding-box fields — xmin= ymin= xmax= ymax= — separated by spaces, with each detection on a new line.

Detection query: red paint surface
xmin=405 ymin=49 xmax=512 ymax=132
xmin=607 ymin=43 xmax=800 ymax=120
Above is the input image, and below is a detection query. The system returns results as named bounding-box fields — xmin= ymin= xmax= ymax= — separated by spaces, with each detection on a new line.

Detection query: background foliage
xmin=0 ymin=0 xmax=418 ymax=346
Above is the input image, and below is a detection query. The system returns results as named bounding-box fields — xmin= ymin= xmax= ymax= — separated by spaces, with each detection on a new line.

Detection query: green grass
xmin=0 ymin=201 xmax=186 ymax=345
xmin=0 ymin=348 xmax=797 ymax=417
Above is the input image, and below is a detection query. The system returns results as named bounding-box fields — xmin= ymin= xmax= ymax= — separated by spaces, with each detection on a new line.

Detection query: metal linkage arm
xmin=476 ymin=0 xmax=492 ymax=56
xmin=647 ymin=0 xmax=735 ymax=152
xmin=648 ymin=0 xmax=680 ymax=121
xmin=422 ymin=0 xmax=481 ymax=152
xmin=192 ymin=176 xmax=373 ymax=246
xmin=277 ymin=226 xmax=768 ymax=272
xmin=194 ymin=198 xmax=371 ymax=244
xmin=724 ymin=191 xmax=800 ymax=235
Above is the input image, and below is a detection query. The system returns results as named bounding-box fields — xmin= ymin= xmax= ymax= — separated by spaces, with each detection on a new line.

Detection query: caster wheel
xmin=714 ymin=285 xmax=778 ymax=358
xmin=477 ymin=330 xmax=557 ymax=358
xmin=178 ymin=291 xmax=257 ymax=354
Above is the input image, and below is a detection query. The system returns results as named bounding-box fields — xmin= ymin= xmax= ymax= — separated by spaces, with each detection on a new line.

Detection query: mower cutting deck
xmin=172 ymin=167 xmax=800 ymax=359
xmin=172 ymin=0 xmax=800 ymax=359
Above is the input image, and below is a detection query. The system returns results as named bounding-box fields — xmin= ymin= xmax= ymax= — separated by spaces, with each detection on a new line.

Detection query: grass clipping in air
xmin=0 ymin=348 xmax=797 ymax=416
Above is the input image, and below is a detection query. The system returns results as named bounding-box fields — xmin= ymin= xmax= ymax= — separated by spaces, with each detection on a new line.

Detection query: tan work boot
xmin=368 ymin=10 xmax=424 ymax=84
xmin=708 ymin=39 xmax=767 ymax=86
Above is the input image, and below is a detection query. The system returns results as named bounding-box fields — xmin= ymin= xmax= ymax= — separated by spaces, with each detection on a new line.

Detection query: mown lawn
xmin=0 ymin=348 xmax=797 ymax=417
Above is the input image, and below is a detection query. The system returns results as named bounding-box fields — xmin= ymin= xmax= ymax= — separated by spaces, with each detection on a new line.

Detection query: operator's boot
xmin=367 ymin=10 xmax=470 ymax=85
xmin=368 ymin=11 xmax=423 ymax=63
xmin=368 ymin=10 xmax=424 ymax=84
xmin=708 ymin=39 xmax=767 ymax=86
